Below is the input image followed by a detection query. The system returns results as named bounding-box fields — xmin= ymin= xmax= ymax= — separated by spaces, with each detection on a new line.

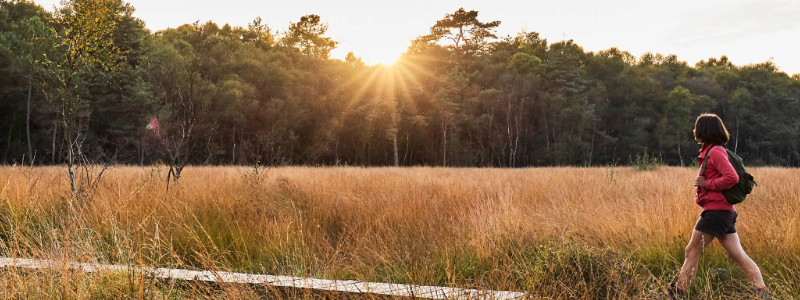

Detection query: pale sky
xmin=33 ymin=0 xmax=800 ymax=75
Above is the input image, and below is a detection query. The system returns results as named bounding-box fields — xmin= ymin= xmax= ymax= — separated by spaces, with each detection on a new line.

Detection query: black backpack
xmin=700 ymin=145 xmax=756 ymax=205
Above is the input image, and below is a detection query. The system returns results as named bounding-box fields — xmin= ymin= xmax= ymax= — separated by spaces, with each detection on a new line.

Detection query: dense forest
xmin=2 ymin=0 xmax=800 ymax=170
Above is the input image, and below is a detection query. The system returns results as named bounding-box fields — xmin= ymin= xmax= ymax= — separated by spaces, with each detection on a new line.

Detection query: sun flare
xmin=369 ymin=52 xmax=402 ymax=66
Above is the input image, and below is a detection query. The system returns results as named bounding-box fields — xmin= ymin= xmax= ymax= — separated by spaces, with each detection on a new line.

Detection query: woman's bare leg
xmin=676 ymin=230 xmax=715 ymax=291
xmin=718 ymin=233 xmax=767 ymax=289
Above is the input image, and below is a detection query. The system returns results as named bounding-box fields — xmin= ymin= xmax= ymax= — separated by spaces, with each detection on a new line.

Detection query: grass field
xmin=0 ymin=165 xmax=798 ymax=299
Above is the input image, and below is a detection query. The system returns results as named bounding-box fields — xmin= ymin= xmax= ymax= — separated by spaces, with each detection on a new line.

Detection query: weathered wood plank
xmin=0 ymin=257 xmax=526 ymax=299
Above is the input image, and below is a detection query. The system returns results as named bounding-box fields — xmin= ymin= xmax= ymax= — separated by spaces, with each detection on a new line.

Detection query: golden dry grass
xmin=0 ymin=165 xmax=798 ymax=299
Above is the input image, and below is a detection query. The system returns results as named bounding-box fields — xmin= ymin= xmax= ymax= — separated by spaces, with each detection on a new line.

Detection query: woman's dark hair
xmin=694 ymin=113 xmax=730 ymax=145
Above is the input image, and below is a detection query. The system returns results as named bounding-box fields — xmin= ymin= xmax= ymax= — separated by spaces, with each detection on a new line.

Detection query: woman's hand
xmin=694 ymin=176 xmax=706 ymax=188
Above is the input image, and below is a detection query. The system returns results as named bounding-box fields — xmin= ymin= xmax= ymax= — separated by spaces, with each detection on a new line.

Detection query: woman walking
xmin=669 ymin=113 xmax=771 ymax=299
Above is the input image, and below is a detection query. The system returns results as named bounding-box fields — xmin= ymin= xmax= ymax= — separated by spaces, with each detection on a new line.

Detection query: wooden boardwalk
xmin=0 ymin=257 xmax=526 ymax=299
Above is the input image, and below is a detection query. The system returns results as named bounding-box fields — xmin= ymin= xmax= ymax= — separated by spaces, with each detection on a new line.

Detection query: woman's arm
xmin=705 ymin=147 xmax=739 ymax=191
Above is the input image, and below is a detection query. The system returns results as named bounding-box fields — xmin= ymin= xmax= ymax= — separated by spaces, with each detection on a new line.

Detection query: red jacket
xmin=695 ymin=143 xmax=738 ymax=211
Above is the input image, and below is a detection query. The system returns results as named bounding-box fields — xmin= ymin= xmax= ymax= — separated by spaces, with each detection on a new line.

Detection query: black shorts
xmin=695 ymin=210 xmax=737 ymax=239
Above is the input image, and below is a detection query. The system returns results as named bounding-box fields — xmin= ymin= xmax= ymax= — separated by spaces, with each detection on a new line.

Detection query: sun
xmin=369 ymin=52 xmax=402 ymax=66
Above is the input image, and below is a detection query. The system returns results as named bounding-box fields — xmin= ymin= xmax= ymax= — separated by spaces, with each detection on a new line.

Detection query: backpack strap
xmin=699 ymin=145 xmax=716 ymax=176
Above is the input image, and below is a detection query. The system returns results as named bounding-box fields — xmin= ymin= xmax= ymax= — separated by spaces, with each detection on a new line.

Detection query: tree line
xmin=2 ymin=0 xmax=800 ymax=170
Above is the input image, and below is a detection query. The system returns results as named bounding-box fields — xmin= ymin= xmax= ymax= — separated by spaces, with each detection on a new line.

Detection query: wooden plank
xmin=0 ymin=257 xmax=526 ymax=299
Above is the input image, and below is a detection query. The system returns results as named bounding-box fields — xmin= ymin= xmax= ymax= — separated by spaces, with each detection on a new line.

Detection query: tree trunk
xmin=66 ymin=136 xmax=78 ymax=202
xmin=232 ymin=124 xmax=236 ymax=164
xmin=139 ymin=137 xmax=144 ymax=165
xmin=734 ymin=117 xmax=740 ymax=153
xmin=442 ymin=126 xmax=448 ymax=167
xmin=175 ymin=165 xmax=184 ymax=180
xmin=542 ymin=110 xmax=550 ymax=151
xmin=403 ymin=133 xmax=409 ymax=165
xmin=588 ymin=125 xmax=595 ymax=166
xmin=512 ymin=98 xmax=524 ymax=167
xmin=392 ymin=130 xmax=399 ymax=167
xmin=57 ymin=134 xmax=64 ymax=163
xmin=26 ymin=84 xmax=33 ymax=163
xmin=507 ymin=98 xmax=513 ymax=167
xmin=334 ymin=136 xmax=340 ymax=164
xmin=51 ymin=119 xmax=57 ymax=163
xmin=166 ymin=165 xmax=174 ymax=191
xmin=484 ymin=111 xmax=493 ymax=166
xmin=3 ymin=113 xmax=15 ymax=164
xmin=677 ymin=136 xmax=684 ymax=167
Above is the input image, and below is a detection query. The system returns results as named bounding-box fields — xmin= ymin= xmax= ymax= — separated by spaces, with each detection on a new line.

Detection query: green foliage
xmin=280 ymin=14 xmax=336 ymax=59
xmin=507 ymin=52 xmax=542 ymax=74
xmin=2 ymin=4 xmax=800 ymax=167
xmin=421 ymin=7 xmax=500 ymax=53
xmin=630 ymin=151 xmax=661 ymax=171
